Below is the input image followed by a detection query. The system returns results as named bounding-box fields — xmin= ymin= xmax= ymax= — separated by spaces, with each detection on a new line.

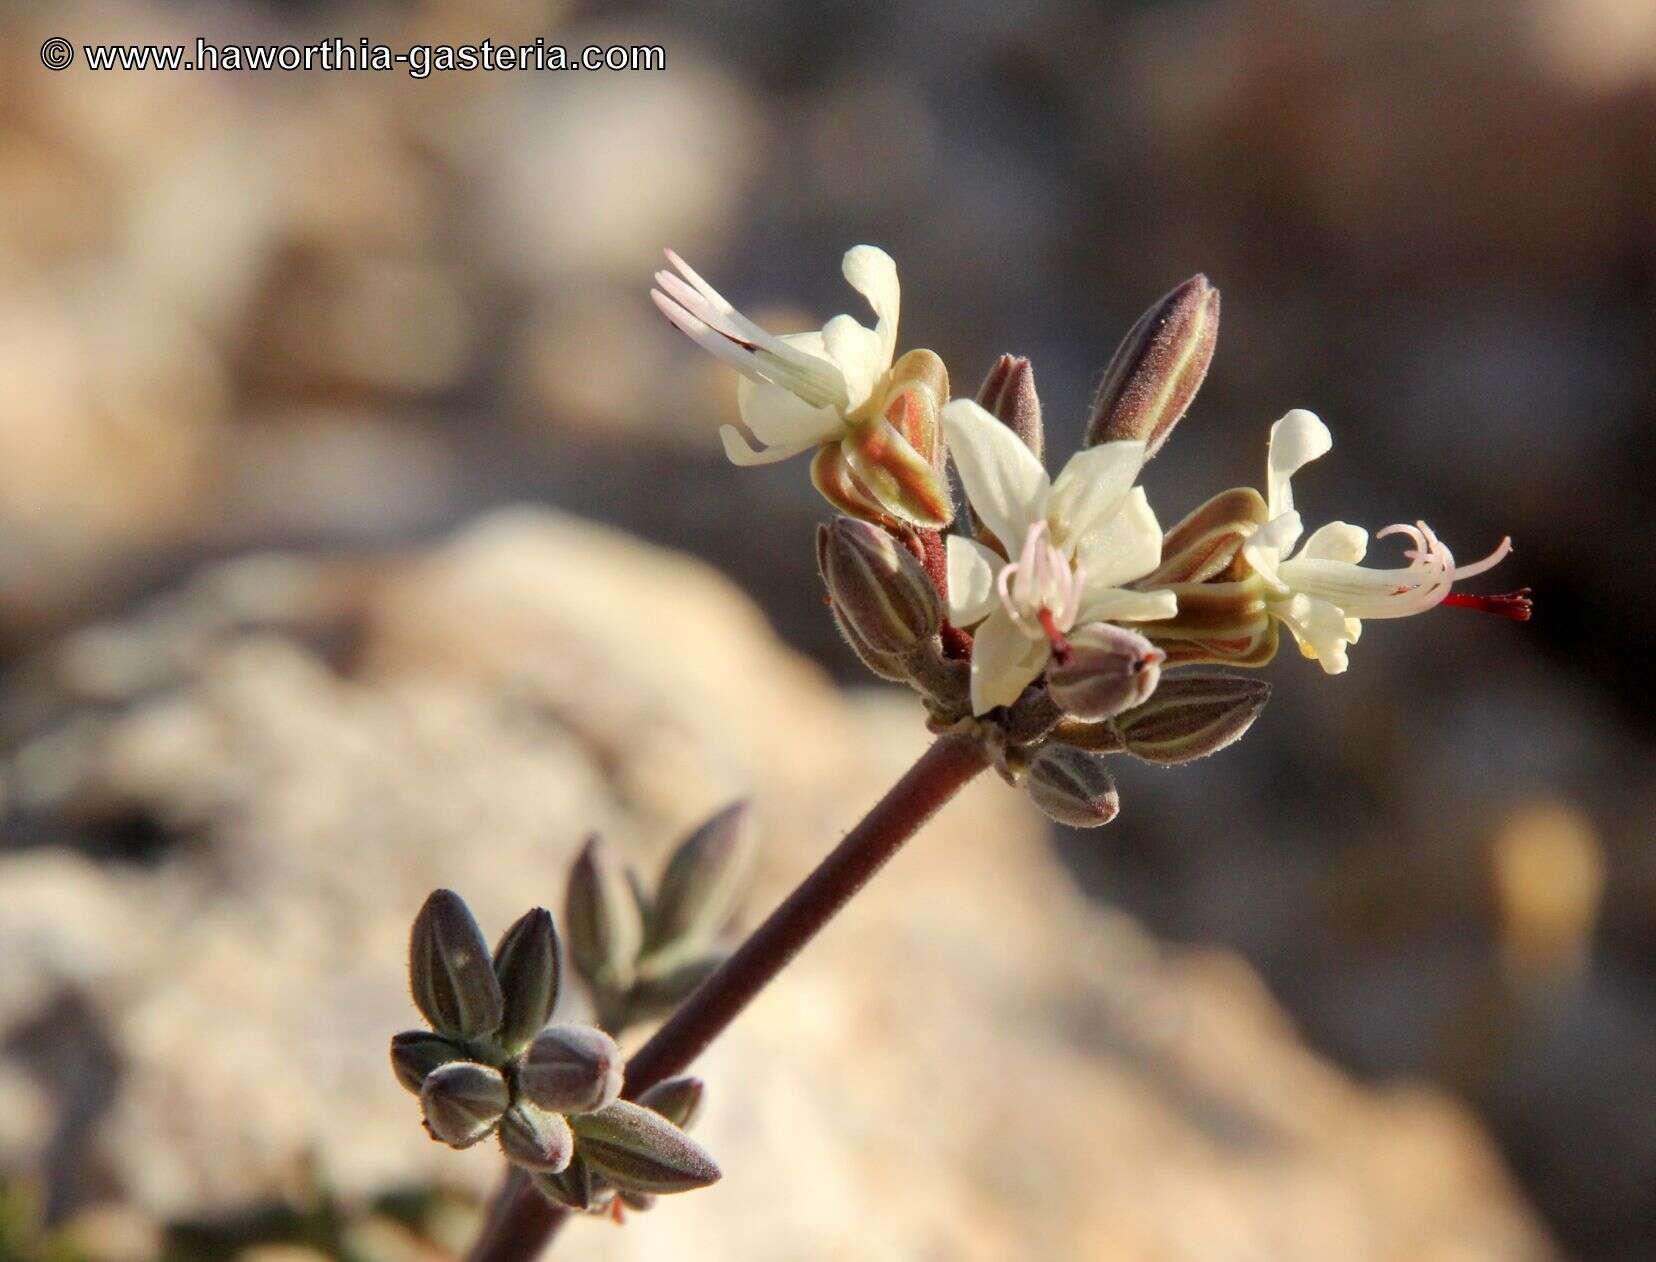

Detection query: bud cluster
xmin=566 ymin=802 xmax=754 ymax=1035
xmin=391 ymin=889 xmax=720 ymax=1213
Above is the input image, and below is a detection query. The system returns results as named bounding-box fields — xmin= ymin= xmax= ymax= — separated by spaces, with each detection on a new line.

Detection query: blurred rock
xmin=0 ymin=510 xmax=1555 ymax=1258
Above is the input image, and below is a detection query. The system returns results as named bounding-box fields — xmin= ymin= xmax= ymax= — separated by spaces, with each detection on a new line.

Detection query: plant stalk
xmin=463 ymin=731 xmax=990 ymax=1262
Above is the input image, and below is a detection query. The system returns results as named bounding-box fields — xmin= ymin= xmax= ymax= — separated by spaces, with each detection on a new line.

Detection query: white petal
xmin=841 ymin=245 xmax=899 ymax=369
xmin=719 ymin=426 xmax=822 ymax=467
xmin=737 ymin=375 xmax=846 ymax=447
xmin=968 ymin=609 xmax=1050 ymax=715
xmin=1242 ymin=511 xmax=1303 ymax=593
xmin=821 ymin=314 xmax=885 ymax=410
xmin=1046 ymin=440 xmax=1146 ymax=550
xmin=946 ymin=536 xmax=1002 ymax=628
xmin=1073 ymin=488 xmax=1164 ymax=590
xmin=1076 ymin=587 xmax=1178 ymax=624
xmin=1299 ymin=520 xmax=1368 ymax=564
xmin=942 ymin=399 xmax=1050 ymax=553
xmin=1265 ymin=409 xmax=1331 ymax=518
xmin=1277 ymin=592 xmax=1354 ymax=674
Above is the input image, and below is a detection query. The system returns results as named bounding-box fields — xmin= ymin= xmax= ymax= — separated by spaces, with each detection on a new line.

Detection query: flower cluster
xmin=658 ymin=249 xmax=1528 ymax=825
xmin=391 ymin=889 xmax=720 ymax=1215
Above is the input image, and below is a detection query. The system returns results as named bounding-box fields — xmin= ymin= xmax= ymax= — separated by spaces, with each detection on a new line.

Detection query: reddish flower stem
xmin=463 ymin=732 xmax=991 ymax=1262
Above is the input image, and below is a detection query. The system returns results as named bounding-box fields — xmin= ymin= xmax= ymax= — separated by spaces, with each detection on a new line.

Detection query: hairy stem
xmin=463 ymin=732 xmax=991 ymax=1262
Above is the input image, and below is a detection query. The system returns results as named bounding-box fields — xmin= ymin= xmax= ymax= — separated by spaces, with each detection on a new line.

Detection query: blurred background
xmin=1 ymin=0 xmax=1652 ymax=1259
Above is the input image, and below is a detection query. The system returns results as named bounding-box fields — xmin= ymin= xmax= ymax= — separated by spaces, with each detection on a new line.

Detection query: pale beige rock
xmin=0 ymin=510 xmax=1556 ymax=1259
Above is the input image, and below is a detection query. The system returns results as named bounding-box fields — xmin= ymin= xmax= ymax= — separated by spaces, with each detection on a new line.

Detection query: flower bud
xmin=498 ymin=1100 xmax=576 ymax=1173
xmin=1046 ymin=623 xmax=1164 ymax=722
xmin=1026 ymin=745 xmax=1121 ymax=828
xmin=565 ymin=834 xmax=644 ymax=991
xmin=520 ymin=1024 xmax=624 ymax=1115
xmin=408 ymin=889 xmax=505 ymax=1041
xmin=1114 ymin=671 xmax=1270 ymax=765
xmin=389 ymin=1029 xmax=467 ymax=1095
xmin=975 ymin=354 xmax=1043 ymax=461
xmin=638 ymin=1077 xmax=706 ymax=1131
xmin=570 ymin=1100 xmax=722 ymax=1195
xmin=1087 ymin=274 xmax=1219 ymax=459
xmin=817 ymin=517 xmax=941 ymax=656
xmin=491 ymin=908 xmax=561 ymax=1056
xmin=533 ymin=1155 xmax=594 ymax=1212
xmin=645 ymin=802 xmax=754 ymax=954
xmin=419 ymin=1061 xmax=508 ymax=1149
xmin=829 ymin=603 xmax=911 ymax=682
xmin=1137 ymin=487 xmax=1268 ymax=587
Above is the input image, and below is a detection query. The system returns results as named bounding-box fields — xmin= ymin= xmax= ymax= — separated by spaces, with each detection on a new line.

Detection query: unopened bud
xmin=975 ymin=355 xmax=1043 ymax=461
xmin=646 ymin=802 xmax=754 ymax=954
xmin=419 ymin=1061 xmax=508 ymax=1149
xmin=1138 ymin=487 xmax=1268 ymax=587
xmin=520 ymin=1024 xmax=624 ymax=1115
xmin=1026 ymin=745 xmax=1121 ymax=828
xmin=409 ymin=889 xmax=505 ymax=1041
xmin=1114 ymin=671 xmax=1270 ymax=764
xmin=818 ymin=517 xmax=941 ymax=656
xmin=638 ymin=1077 xmax=706 ymax=1131
xmin=389 ymin=1029 xmax=467 ymax=1095
xmin=492 ymin=908 xmax=561 ymax=1055
xmin=1087 ymin=275 xmax=1219 ymax=459
xmin=830 ymin=603 xmax=911 ymax=682
xmin=498 ymin=1100 xmax=576 ymax=1173
xmin=570 ymin=1099 xmax=722 ymax=1195
xmin=533 ymin=1155 xmax=594 ymax=1212
xmin=1047 ymin=623 xmax=1164 ymax=721
xmin=566 ymin=835 xmax=644 ymax=991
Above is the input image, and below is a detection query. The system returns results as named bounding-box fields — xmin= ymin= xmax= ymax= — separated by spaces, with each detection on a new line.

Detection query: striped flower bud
xmin=1114 ymin=671 xmax=1270 ymax=765
xmin=637 ymin=1076 xmax=706 ymax=1131
xmin=570 ymin=1100 xmax=722 ymax=1195
xmin=419 ymin=1061 xmax=509 ymax=1149
xmin=975 ymin=354 xmax=1043 ymax=461
xmin=520 ymin=1024 xmax=624 ymax=1115
xmin=565 ymin=835 xmax=644 ymax=992
xmin=645 ymin=802 xmax=754 ymax=955
xmin=492 ymin=908 xmax=561 ymax=1055
xmin=498 ymin=1100 xmax=576 ymax=1173
xmin=1026 ymin=745 xmax=1121 ymax=828
xmin=389 ymin=1029 xmax=467 ymax=1095
xmin=817 ymin=517 xmax=941 ymax=657
xmin=408 ymin=889 xmax=505 ymax=1041
xmin=1086 ymin=274 xmax=1219 ymax=459
xmin=1046 ymin=623 xmax=1165 ymax=722
xmin=534 ymin=1155 xmax=595 ymax=1212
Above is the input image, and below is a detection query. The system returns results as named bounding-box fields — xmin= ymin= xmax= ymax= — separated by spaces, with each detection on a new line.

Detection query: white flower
xmin=652 ymin=246 xmax=951 ymax=527
xmin=1242 ymin=409 xmax=1514 ymax=674
xmin=943 ymin=400 xmax=1177 ymax=714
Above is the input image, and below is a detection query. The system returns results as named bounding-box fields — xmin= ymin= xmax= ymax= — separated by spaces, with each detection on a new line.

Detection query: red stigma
xmin=1442 ymin=588 xmax=1533 ymax=622
xmin=1038 ymin=609 xmax=1072 ymax=661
